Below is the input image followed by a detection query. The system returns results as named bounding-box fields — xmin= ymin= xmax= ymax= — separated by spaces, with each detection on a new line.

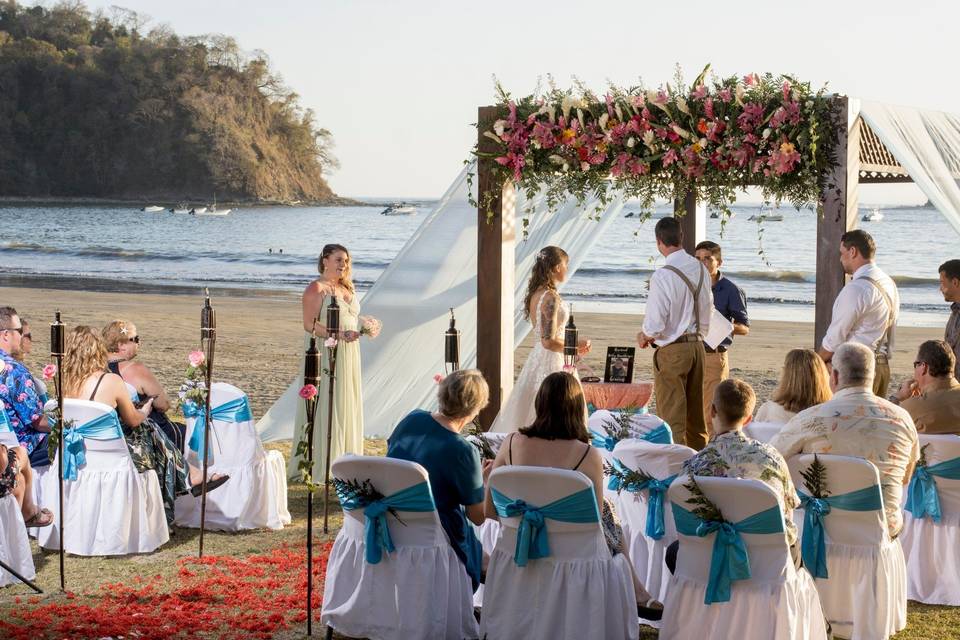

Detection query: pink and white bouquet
xmin=359 ymin=315 xmax=382 ymax=339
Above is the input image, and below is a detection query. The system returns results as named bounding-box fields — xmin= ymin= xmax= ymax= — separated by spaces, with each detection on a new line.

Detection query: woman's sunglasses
xmin=129 ymin=336 xmax=140 ymax=344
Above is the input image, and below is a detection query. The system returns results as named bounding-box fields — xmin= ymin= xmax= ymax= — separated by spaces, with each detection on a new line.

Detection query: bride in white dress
xmin=491 ymin=246 xmax=591 ymax=433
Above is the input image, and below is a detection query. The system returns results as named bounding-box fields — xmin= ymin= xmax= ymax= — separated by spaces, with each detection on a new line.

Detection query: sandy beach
xmin=4 ymin=283 xmax=947 ymax=422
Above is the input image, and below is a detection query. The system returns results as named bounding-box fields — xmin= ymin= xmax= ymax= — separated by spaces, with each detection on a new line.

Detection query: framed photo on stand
xmin=604 ymin=346 xmax=635 ymax=383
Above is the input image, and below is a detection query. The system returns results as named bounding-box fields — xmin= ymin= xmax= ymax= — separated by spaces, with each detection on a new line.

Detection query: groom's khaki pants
xmin=653 ymin=339 xmax=708 ymax=450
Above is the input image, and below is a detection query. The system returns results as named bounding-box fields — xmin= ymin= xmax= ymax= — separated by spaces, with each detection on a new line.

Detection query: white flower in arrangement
xmin=762 ymin=128 xmax=772 ymax=139
xmin=493 ymin=120 xmax=506 ymax=138
xmin=580 ymin=161 xmax=590 ymax=171
xmin=598 ymin=113 xmax=609 ymax=130
xmin=645 ymin=89 xmax=659 ymax=105
xmin=614 ymin=104 xmax=623 ymax=121
xmin=576 ymin=108 xmax=585 ymax=130
xmin=547 ymin=104 xmax=556 ymax=123
xmin=483 ymin=131 xmax=502 ymax=145
xmin=549 ymin=155 xmax=566 ymax=165
xmin=735 ymin=83 xmax=745 ymax=106
xmin=642 ymin=130 xmax=656 ymax=148
xmin=626 ymin=137 xmax=636 ymax=148
xmin=675 ymin=96 xmax=690 ymax=115
xmin=561 ymin=96 xmax=575 ymax=121
xmin=671 ymin=124 xmax=691 ymax=140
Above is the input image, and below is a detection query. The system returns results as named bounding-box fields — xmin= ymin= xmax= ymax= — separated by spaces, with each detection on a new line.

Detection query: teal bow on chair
xmin=185 ymin=395 xmax=254 ymax=459
xmin=607 ymin=457 xmax=676 ymax=540
xmin=590 ymin=422 xmax=672 ymax=452
xmin=905 ymin=455 xmax=960 ymax=524
xmin=491 ymin=485 xmax=600 ymax=566
xmin=590 ymin=429 xmax=617 ymax=451
xmin=672 ymin=502 xmax=784 ymax=604
xmin=338 ymin=480 xmax=436 ymax=564
xmin=797 ymin=485 xmax=882 ymax=579
xmin=61 ymin=412 xmax=125 ymax=481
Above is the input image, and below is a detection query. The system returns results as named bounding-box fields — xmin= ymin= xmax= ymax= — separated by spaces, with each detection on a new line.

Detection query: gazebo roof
xmin=858 ymin=118 xmax=911 ymax=183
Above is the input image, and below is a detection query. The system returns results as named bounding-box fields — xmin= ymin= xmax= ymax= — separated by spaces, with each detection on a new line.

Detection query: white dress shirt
xmin=822 ymin=263 xmax=900 ymax=356
xmin=642 ymin=250 xmax=713 ymax=345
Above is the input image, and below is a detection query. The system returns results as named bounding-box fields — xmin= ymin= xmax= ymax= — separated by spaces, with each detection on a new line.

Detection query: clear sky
xmin=84 ymin=0 xmax=953 ymax=201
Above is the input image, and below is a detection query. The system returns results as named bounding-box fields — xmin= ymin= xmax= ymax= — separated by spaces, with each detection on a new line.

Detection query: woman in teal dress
xmin=288 ymin=244 xmax=368 ymax=482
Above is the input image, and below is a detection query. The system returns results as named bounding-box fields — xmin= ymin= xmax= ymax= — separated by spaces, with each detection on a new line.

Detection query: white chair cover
xmin=742 ymin=420 xmax=783 ymax=444
xmin=0 ymin=494 xmax=35 ymax=587
xmin=660 ymin=476 xmax=827 ymax=640
xmin=37 ymin=399 xmax=169 ymax=556
xmin=321 ymin=455 xmax=478 ymax=640
xmin=481 ymin=465 xmax=638 ymax=640
xmin=612 ymin=439 xmax=695 ymax=603
xmin=177 ymin=383 xmax=291 ymax=531
xmin=899 ymin=434 xmax=960 ymax=606
xmin=788 ymin=454 xmax=907 ymax=640
xmin=25 ymin=462 xmax=51 ymax=540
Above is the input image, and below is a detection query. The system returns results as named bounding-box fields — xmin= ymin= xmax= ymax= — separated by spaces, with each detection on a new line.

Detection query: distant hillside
xmin=0 ymin=1 xmax=344 ymax=204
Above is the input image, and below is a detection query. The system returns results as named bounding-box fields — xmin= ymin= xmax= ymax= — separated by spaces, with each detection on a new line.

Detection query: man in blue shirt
xmin=694 ymin=242 xmax=750 ymax=428
xmin=0 ymin=306 xmax=49 ymax=466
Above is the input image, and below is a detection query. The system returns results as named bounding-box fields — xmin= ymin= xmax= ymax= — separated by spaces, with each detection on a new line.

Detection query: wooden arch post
xmin=476 ymin=106 xmax=516 ymax=429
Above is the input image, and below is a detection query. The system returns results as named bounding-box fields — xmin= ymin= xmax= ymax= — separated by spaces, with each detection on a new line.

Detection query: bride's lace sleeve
xmin=539 ymin=290 xmax=560 ymax=341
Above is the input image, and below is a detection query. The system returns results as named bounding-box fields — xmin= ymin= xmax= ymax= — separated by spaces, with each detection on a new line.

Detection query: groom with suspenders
xmin=818 ymin=229 xmax=900 ymax=397
xmin=638 ymin=218 xmax=713 ymax=450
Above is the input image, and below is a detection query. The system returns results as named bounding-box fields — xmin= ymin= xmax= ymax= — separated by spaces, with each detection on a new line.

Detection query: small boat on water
xmin=862 ymin=207 xmax=884 ymax=222
xmin=381 ymin=202 xmax=417 ymax=216
xmin=189 ymin=206 xmax=208 ymax=215
xmin=748 ymin=213 xmax=784 ymax=222
xmin=142 ymin=205 xmax=164 ymax=213
xmin=170 ymin=202 xmax=190 ymax=214
xmin=196 ymin=205 xmax=231 ymax=216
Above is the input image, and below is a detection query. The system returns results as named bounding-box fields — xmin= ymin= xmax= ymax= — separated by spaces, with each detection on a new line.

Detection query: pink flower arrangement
xmin=359 ymin=316 xmax=382 ymax=339
xmin=188 ymin=350 xmax=205 ymax=367
xmin=324 ymin=337 xmax=338 ymax=348
xmin=299 ymin=384 xmax=318 ymax=400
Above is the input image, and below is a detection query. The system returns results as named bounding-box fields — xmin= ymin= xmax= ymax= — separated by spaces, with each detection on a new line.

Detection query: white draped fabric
xmin=0 ymin=494 xmax=34 ymax=587
xmin=258 ymin=161 xmax=623 ymax=440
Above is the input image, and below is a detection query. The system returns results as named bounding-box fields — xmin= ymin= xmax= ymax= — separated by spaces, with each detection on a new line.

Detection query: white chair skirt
xmin=322 ymin=516 xmax=478 ymax=640
xmin=481 ymin=528 xmax=638 ymax=640
xmin=900 ymin=512 xmax=960 ymax=605
xmin=660 ymin=568 xmax=827 ymax=640
xmin=37 ymin=447 xmax=169 ymax=556
xmin=26 ymin=462 xmax=50 ymax=539
xmin=0 ymin=494 xmax=35 ymax=587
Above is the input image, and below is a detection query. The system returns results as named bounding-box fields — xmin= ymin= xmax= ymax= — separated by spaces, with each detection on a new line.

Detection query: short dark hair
xmin=694 ymin=240 xmax=722 ymax=259
xmin=939 ymin=259 xmax=960 ymax=282
xmin=713 ymin=378 xmax=756 ymax=425
xmin=840 ymin=229 xmax=876 ymax=260
xmin=0 ymin=307 xmax=18 ymax=330
xmin=520 ymin=371 xmax=589 ymax=442
xmin=655 ymin=217 xmax=683 ymax=248
xmin=916 ymin=340 xmax=956 ymax=378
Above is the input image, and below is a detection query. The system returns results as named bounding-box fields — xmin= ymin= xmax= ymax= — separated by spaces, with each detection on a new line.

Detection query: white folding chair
xmin=0 ymin=493 xmax=35 ymax=587
xmin=177 ymin=382 xmax=290 ymax=531
xmin=612 ymin=439 xmax=695 ymax=603
xmin=321 ymin=455 xmax=478 ymax=640
xmin=588 ymin=409 xmax=673 ymax=459
xmin=661 ymin=476 xmax=827 ymax=640
xmin=37 ymin=399 xmax=168 ymax=556
xmin=482 ymin=465 xmax=639 ymax=640
xmin=788 ymin=454 xmax=906 ymax=640
xmin=899 ymin=434 xmax=960 ymax=606
xmin=742 ymin=420 xmax=783 ymax=444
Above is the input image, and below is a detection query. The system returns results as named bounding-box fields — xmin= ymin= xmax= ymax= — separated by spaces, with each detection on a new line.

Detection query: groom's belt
xmin=653 ymin=334 xmax=702 ymax=348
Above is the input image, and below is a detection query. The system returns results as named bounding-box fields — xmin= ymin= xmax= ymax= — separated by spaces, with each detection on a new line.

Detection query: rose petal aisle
xmin=0 ymin=541 xmax=332 ymax=640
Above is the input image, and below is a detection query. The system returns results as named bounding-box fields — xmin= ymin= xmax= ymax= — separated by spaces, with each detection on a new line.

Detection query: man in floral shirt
xmin=0 ymin=306 xmax=49 ymax=465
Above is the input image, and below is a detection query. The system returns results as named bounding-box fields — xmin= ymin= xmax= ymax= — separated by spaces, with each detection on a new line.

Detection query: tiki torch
xmin=51 ymin=310 xmax=65 ymax=590
xmin=444 ymin=308 xmax=460 ymax=373
xmin=563 ymin=304 xmax=578 ymax=368
xmin=322 ymin=296 xmax=340 ymax=535
xmin=197 ymin=290 xmax=217 ymax=558
xmin=302 ymin=330 xmax=321 ymax=636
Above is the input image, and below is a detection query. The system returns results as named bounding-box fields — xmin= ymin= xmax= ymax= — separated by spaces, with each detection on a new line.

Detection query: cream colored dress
xmin=287 ymin=294 xmax=364 ymax=481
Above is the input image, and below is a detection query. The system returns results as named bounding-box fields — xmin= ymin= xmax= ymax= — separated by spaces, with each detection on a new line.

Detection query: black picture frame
xmin=604 ymin=346 xmax=635 ymax=383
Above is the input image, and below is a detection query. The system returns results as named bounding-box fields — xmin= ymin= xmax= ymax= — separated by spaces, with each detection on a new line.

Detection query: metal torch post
xmin=563 ymin=303 xmax=578 ymax=369
xmin=322 ymin=296 xmax=340 ymax=535
xmin=198 ymin=291 xmax=216 ymax=558
xmin=444 ymin=307 xmax=460 ymax=374
xmin=302 ymin=333 xmax=321 ymax=636
xmin=51 ymin=311 xmax=65 ymax=591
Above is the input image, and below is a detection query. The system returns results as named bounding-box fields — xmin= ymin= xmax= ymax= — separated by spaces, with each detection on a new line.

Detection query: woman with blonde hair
xmin=62 ymin=326 xmax=226 ymax=526
xmin=755 ymin=348 xmax=832 ymax=423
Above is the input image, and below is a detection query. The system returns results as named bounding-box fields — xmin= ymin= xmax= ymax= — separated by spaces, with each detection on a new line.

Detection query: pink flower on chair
xmin=188 ymin=350 xmax=205 ymax=367
xmin=42 ymin=364 xmax=57 ymax=381
xmin=299 ymin=384 xmax=318 ymax=400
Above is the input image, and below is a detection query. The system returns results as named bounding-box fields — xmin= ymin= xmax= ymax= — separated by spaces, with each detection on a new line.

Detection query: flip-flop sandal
xmin=24 ymin=507 xmax=53 ymax=528
xmin=190 ymin=474 xmax=230 ymax=497
xmin=637 ymin=597 xmax=664 ymax=621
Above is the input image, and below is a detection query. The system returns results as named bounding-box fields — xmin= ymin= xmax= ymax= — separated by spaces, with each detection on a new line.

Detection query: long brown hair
xmin=771 ymin=348 xmax=832 ymax=413
xmin=318 ymin=243 xmax=355 ymax=293
xmin=62 ymin=326 xmax=108 ymax=397
xmin=520 ymin=371 xmax=588 ymax=442
xmin=523 ymin=246 xmax=568 ymax=321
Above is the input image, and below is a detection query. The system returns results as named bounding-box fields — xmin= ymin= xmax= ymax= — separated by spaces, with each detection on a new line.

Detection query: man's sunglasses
xmin=2 ymin=326 xmax=23 ymax=335
xmin=129 ymin=336 xmax=140 ymax=344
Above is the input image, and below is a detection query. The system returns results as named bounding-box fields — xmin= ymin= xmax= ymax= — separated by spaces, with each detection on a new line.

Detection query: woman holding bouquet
xmin=288 ymin=244 xmax=380 ymax=481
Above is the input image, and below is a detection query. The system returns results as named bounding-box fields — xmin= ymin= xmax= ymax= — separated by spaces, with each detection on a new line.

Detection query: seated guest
xmin=387 ymin=369 xmax=490 ymax=592
xmin=0 ymin=440 xmax=52 ymax=527
xmin=102 ymin=320 xmax=186 ymax=451
xmin=755 ymin=348 xmax=832 ymax=423
xmin=62 ymin=327 xmax=227 ymax=526
xmin=0 ymin=307 xmax=50 ymax=468
xmin=771 ymin=342 xmax=919 ymax=538
xmin=484 ymin=371 xmax=663 ymax=618
xmin=13 ymin=319 xmax=48 ymax=403
xmin=891 ymin=339 xmax=960 ymax=434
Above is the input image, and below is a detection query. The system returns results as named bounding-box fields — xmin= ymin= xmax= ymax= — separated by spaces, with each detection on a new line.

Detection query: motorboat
xmin=189 ymin=206 xmax=208 ymax=215
xmin=196 ymin=205 xmax=231 ymax=216
xmin=170 ymin=202 xmax=190 ymax=214
xmin=381 ymin=202 xmax=417 ymax=216
xmin=142 ymin=205 xmax=164 ymax=213
xmin=862 ymin=207 xmax=884 ymax=222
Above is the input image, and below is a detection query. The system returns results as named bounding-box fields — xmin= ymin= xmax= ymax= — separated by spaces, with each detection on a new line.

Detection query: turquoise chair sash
xmin=607 ymin=457 xmax=677 ymax=540
xmin=672 ymin=502 xmax=785 ymax=604
xmin=797 ymin=485 xmax=883 ymax=579
xmin=491 ymin=485 xmax=600 ymax=567
xmin=62 ymin=411 xmax=125 ymax=481
xmin=184 ymin=395 xmax=253 ymax=458
xmin=905 ymin=455 xmax=960 ymax=524
xmin=338 ymin=480 xmax=436 ymax=564
xmin=0 ymin=404 xmax=13 ymax=432
xmin=589 ymin=421 xmax=673 ymax=451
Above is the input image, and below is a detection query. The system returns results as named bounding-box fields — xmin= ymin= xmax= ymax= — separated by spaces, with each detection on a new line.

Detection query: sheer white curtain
xmin=859 ymin=101 xmax=960 ymax=237
xmin=257 ymin=161 xmax=623 ymax=440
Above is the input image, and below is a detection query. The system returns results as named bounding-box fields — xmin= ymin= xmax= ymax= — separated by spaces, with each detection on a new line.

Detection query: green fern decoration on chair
xmin=683 ymin=472 xmax=724 ymax=523
xmin=603 ymin=460 xmax=654 ymax=494
xmin=799 ymin=454 xmax=831 ymax=499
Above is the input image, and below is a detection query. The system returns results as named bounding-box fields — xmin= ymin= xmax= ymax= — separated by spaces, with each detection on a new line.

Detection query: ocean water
xmin=0 ymin=201 xmax=954 ymax=327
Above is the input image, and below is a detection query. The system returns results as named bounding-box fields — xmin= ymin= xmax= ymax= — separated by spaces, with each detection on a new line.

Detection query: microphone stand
xmin=51 ymin=311 xmax=66 ymax=591
xmin=302 ymin=327 xmax=322 ymax=636
xmin=197 ymin=291 xmax=216 ymax=558
xmin=322 ymin=296 xmax=340 ymax=535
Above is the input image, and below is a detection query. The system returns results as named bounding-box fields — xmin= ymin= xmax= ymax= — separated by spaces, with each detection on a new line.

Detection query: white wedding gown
xmin=490 ymin=289 xmax=576 ymax=433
